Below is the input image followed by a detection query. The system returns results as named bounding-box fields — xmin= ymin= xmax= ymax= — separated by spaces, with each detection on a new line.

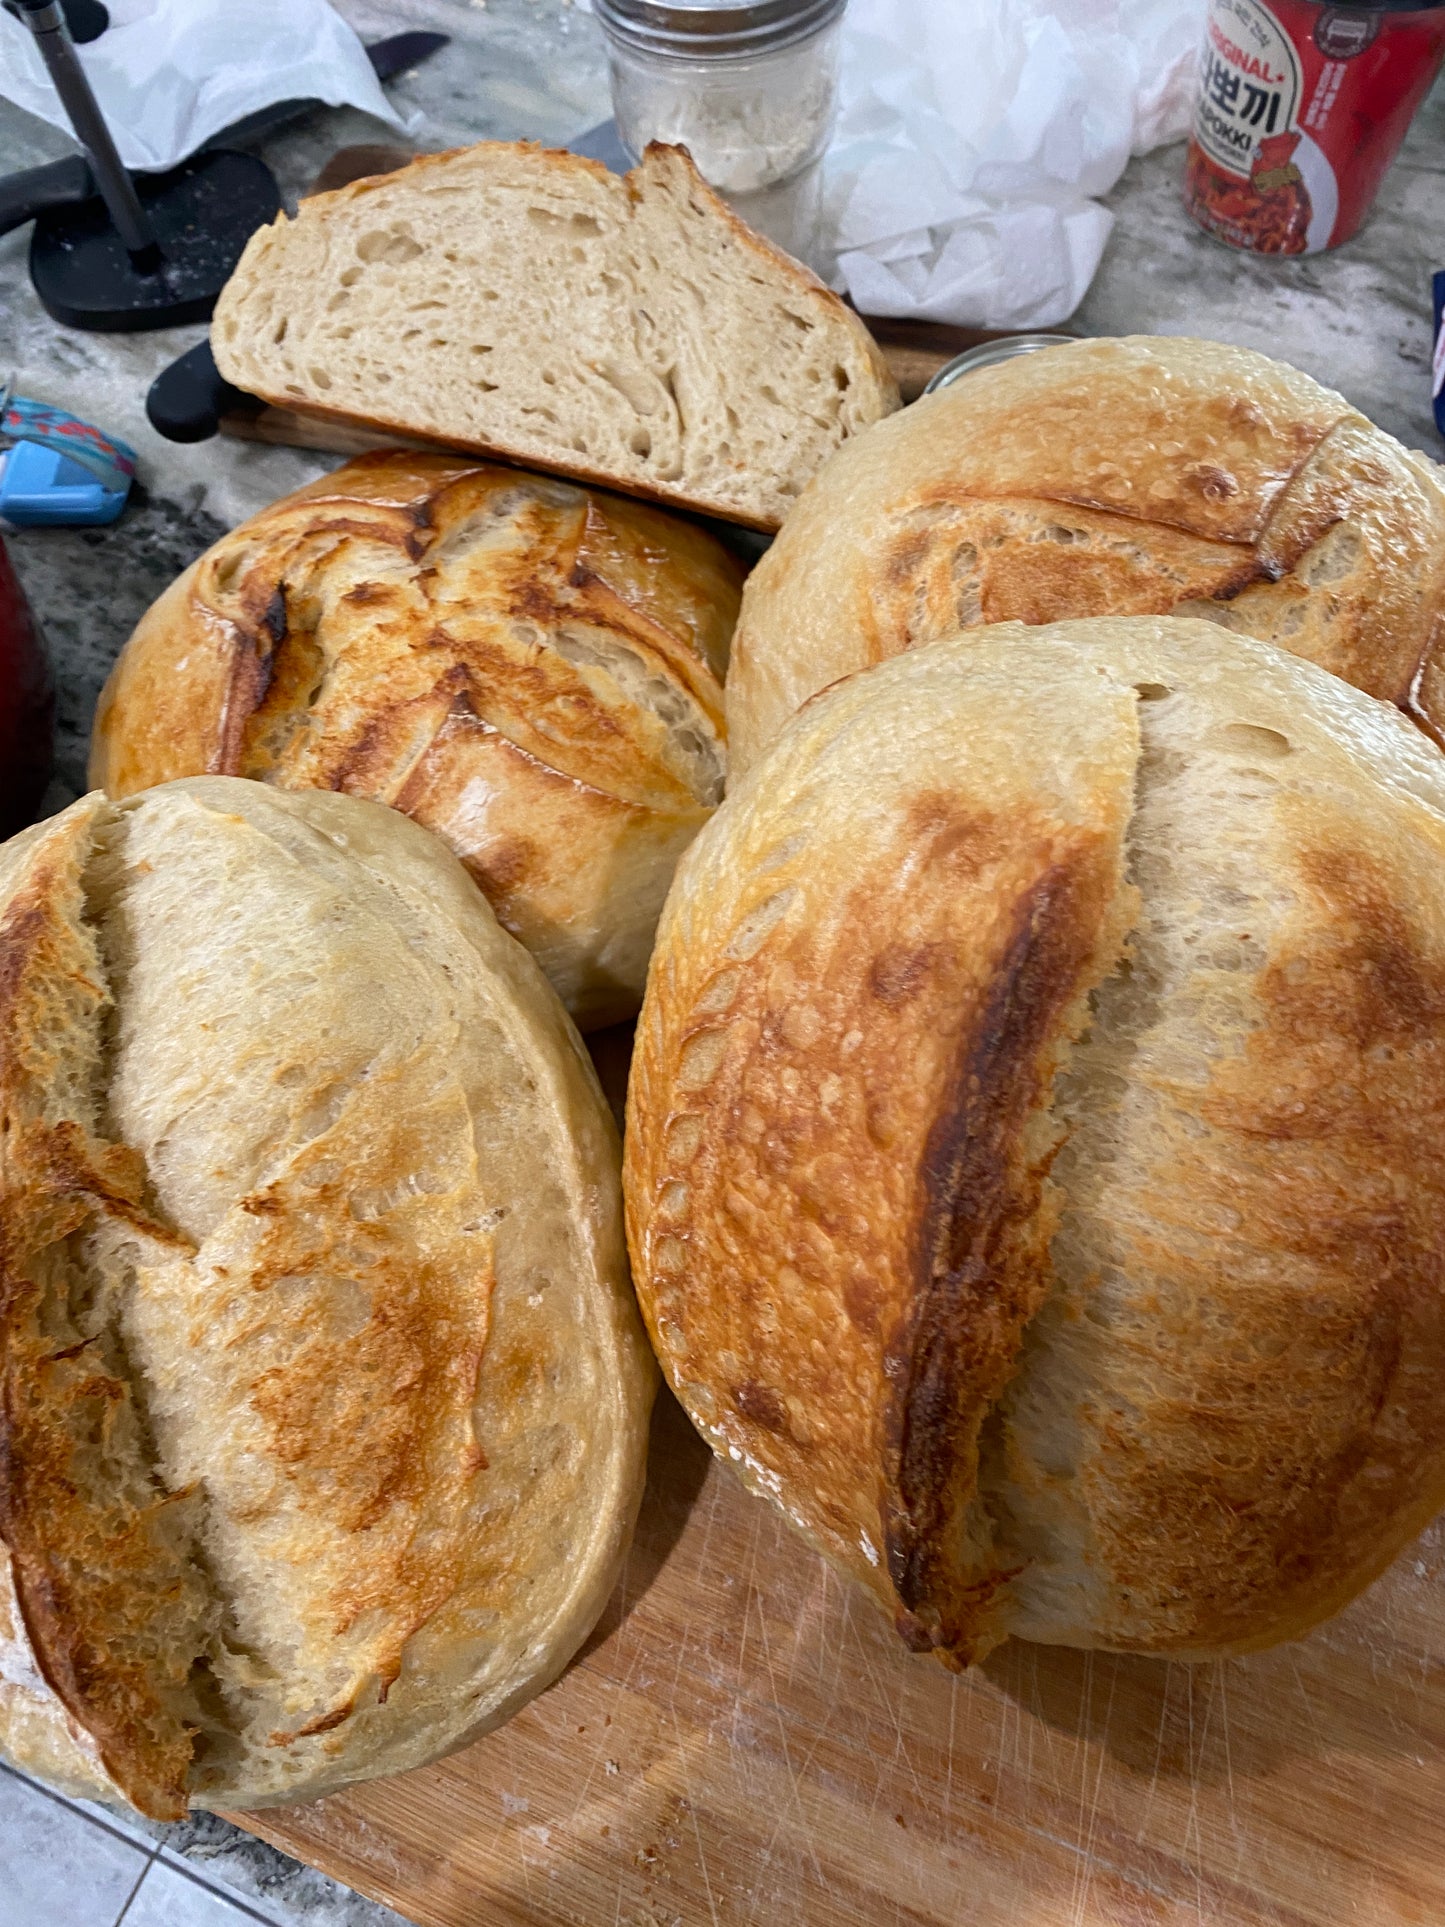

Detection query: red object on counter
xmin=0 ymin=536 xmax=54 ymax=839
xmin=1184 ymin=0 xmax=1445 ymax=254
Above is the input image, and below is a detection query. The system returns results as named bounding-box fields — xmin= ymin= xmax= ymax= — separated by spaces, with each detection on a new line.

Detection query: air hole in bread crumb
xmin=1135 ymin=683 xmax=1171 ymax=701
xmin=1209 ymin=722 xmax=1293 ymax=759
xmin=630 ymin=427 xmax=653 ymax=459
xmin=273 ymin=319 xmax=288 ymax=344
xmin=356 ymin=227 xmax=423 ymax=265
xmin=309 ymin=368 xmax=332 ymax=391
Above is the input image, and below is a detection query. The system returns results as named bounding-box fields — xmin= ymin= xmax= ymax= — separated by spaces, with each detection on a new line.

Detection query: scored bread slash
xmin=87 ymin=451 xmax=742 ymax=1033
xmin=725 ymin=335 xmax=1445 ymax=775
xmin=211 ymin=140 xmax=899 ymax=533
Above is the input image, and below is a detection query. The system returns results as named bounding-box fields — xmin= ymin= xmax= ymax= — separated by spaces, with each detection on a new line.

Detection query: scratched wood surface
xmin=236 ymin=1389 xmax=1445 ymax=1927
xmin=232 ymin=1038 xmax=1445 ymax=1927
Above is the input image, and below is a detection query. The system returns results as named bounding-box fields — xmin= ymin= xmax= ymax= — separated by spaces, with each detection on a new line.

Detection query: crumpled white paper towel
xmin=826 ymin=0 xmax=1205 ymax=328
xmin=0 ymin=0 xmax=404 ymax=175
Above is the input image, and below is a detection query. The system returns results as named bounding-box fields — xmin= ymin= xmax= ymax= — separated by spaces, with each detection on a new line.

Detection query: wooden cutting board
xmin=235 ymin=1394 xmax=1445 ymax=1927
xmin=232 ymin=1051 xmax=1445 ymax=1927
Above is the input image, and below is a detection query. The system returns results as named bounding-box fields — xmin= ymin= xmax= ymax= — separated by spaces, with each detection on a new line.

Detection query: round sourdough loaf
xmin=0 ymin=777 xmax=655 ymax=1817
xmin=725 ymin=336 xmax=1445 ymax=776
xmin=626 ymin=616 xmax=1445 ymax=1665
xmin=89 ymin=451 xmax=741 ymax=1029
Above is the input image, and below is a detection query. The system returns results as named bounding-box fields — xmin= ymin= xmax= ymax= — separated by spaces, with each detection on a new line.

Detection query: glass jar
xmin=593 ymin=0 xmax=847 ymax=266
xmin=923 ymin=335 xmax=1077 ymax=396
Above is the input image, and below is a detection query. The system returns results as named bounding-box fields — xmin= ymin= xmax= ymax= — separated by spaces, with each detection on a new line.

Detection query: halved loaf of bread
xmin=212 ymin=142 xmax=900 ymax=531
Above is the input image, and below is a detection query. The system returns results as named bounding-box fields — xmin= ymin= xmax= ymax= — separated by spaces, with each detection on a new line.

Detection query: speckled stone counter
xmin=0 ymin=8 xmax=1443 ymax=1925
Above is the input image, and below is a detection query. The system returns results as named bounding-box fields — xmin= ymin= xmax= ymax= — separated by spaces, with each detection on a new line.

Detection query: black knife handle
xmin=0 ymin=153 xmax=93 ymax=237
xmin=146 ymin=339 xmax=257 ymax=443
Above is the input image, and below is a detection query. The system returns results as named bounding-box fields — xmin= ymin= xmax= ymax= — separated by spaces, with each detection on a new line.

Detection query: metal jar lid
xmin=922 ymin=334 xmax=1077 ymax=395
xmin=593 ymin=0 xmax=847 ymax=59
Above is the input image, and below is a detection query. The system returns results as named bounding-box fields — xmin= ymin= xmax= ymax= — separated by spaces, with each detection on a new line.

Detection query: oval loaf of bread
xmin=627 ymin=617 xmax=1445 ymax=1665
xmin=90 ymin=452 xmax=741 ymax=1030
xmin=726 ymin=336 xmax=1445 ymax=774
xmin=0 ymin=778 xmax=655 ymax=1817
xmin=211 ymin=142 xmax=899 ymax=532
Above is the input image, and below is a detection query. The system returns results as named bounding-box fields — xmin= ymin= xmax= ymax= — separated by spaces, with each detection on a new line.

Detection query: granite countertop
xmin=0 ymin=8 xmax=1443 ymax=1925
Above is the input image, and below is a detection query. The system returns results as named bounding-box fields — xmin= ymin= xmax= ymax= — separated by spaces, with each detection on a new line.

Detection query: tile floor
xmin=0 ymin=1764 xmax=414 ymax=1926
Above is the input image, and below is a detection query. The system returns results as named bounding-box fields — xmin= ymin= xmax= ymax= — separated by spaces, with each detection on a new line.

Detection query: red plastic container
xmin=0 ymin=536 xmax=54 ymax=839
xmin=1183 ymin=0 xmax=1445 ymax=253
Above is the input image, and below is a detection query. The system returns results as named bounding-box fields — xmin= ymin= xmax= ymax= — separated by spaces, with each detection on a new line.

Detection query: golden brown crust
xmin=0 ymin=779 xmax=655 ymax=1813
xmin=90 ymin=451 xmax=741 ymax=1028
xmin=625 ymin=643 xmax=1139 ymax=1662
xmin=215 ymin=391 xmax=792 ymax=534
xmin=1063 ymin=822 xmax=1445 ymax=1658
xmin=0 ymin=805 xmax=204 ymax=1818
xmin=726 ymin=337 xmax=1445 ymax=773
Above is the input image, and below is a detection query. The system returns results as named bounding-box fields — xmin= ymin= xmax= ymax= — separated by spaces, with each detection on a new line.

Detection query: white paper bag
xmin=0 ymin=0 xmax=405 ymax=175
xmin=824 ymin=0 xmax=1206 ymax=328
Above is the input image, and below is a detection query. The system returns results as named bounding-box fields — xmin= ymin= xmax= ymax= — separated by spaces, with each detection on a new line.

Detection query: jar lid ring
xmin=594 ymin=0 xmax=846 ymax=58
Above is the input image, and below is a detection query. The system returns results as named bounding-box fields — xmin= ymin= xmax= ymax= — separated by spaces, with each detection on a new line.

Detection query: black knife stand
xmin=13 ymin=0 xmax=280 ymax=331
